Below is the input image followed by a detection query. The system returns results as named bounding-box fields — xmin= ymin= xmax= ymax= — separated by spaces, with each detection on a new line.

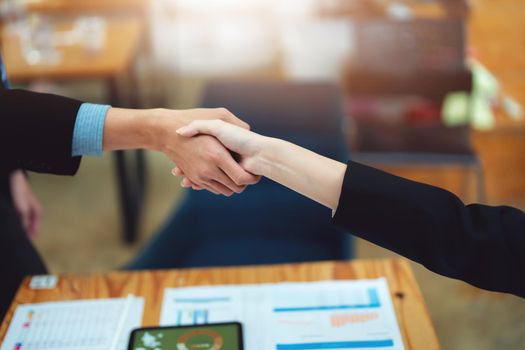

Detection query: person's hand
xmin=9 ymin=170 xmax=42 ymax=239
xmin=103 ymin=107 xmax=260 ymax=196
xmin=151 ymin=108 xmax=260 ymax=196
xmin=174 ymin=119 xmax=268 ymax=189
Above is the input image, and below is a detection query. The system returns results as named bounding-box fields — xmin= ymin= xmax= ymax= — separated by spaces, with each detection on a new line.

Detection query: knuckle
xmin=216 ymin=107 xmax=230 ymax=118
xmin=207 ymin=149 xmax=223 ymax=162
xmin=200 ymin=169 xmax=214 ymax=180
xmin=232 ymin=174 xmax=244 ymax=186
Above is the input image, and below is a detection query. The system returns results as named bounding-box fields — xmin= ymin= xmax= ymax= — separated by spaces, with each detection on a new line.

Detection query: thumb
xmin=176 ymin=120 xmax=223 ymax=138
xmin=176 ymin=125 xmax=199 ymax=137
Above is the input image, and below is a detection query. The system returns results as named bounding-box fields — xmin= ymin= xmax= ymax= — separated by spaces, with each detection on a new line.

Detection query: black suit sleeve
xmin=333 ymin=161 xmax=525 ymax=297
xmin=0 ymin=89 xmax=83 ymax=175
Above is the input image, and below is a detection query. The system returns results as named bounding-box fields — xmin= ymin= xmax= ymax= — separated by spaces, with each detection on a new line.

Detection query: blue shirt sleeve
xmin=72 ymin=103 xmax=111 ymax=156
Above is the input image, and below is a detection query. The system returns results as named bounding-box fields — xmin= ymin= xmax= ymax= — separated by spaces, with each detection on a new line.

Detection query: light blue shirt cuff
xmin=72 ymin=103 xmax=111 ymax=156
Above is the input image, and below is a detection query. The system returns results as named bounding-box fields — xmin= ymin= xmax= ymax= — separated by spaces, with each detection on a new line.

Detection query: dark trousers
xmin=0 ymin=195 xmax=47 ymax=319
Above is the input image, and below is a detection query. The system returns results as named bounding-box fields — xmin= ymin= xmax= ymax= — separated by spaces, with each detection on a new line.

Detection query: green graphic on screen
xmin=131 ymin=324 xmax=241 ymax=350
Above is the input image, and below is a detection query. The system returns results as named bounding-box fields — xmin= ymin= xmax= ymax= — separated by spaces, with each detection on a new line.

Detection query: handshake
xmin=104 ymin=107 xmax=280 ymax=197
xmin=104 ymin=106 xmax=345 ymax=209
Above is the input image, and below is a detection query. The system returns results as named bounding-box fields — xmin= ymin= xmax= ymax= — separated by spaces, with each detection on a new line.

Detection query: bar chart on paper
xmin=270 ymin=282 xmax=402 ymax=350
xmin=160 ymin=279 xmax=404 ymax=350
xmin=0 ymin=297 xmax=144 ymax=350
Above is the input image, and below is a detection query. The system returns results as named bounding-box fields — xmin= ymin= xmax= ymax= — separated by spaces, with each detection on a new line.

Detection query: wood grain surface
xmin=0 ymin=259 xmax=440 ymax=349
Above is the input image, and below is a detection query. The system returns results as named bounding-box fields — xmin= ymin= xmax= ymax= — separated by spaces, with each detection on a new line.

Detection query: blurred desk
xmin=0 ymin=259 xmax=440 ymax=350
xmin=1 ymin=17 xmax=146 ymax=244
xmin=2 ymin=18 xmax=141 ymax=80
xmin=20 ymin=0 xmax=152 ymax=54
xmin=22 ymin=0 xmax=148 ymax=15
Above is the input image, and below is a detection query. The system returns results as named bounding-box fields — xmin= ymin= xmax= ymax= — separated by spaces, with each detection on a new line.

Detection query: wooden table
xmin=1 ymin=18 xmax=141 ymax=82
xmin=1 ymin=17 xmax=147 ymax=244
xmin=21 ymin=0 xmax=148 ymax=15
xmin=0 ymin=259 xmax=440 ymax=350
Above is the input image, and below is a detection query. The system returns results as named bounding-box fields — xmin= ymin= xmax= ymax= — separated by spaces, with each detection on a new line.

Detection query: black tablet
xmin=128 ymin=322 xmax=244 ymax=350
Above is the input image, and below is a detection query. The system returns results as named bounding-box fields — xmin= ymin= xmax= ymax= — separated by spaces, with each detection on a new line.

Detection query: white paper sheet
xmin=160 ymin=278 xmax=404 ymax=350
xmin=1 ymin=296 xmax=144 ymax=350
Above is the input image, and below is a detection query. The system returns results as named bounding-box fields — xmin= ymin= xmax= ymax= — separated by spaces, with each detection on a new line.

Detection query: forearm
xmin=102 ymin=107 xmax=161 ymax=152
xmin=258 ymin=137 xmax=347 ymax=210
xmin=332 ymin=161 xmax=525 ymax=297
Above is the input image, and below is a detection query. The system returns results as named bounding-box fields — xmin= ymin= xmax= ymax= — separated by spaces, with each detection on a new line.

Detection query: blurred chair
xmin=345 ymin=18 xmax=485 ymax=202
xmin=127 ymin=81 xmax=352 ymax=269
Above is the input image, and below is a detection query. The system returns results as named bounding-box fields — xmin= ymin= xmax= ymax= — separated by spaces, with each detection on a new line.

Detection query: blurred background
xmin=1 ymin=0 xmax=525 ymax=348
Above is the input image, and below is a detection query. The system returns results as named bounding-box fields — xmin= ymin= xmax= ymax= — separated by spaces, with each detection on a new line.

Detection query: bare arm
xmin=176 ymin=120 xmax=346 ymax=210
xmin=257 ymin=138 xmax=346 ymax=210
xmin=176 ymin=121 xmax=525 ymax=298
xmin=103 ymin=108 xmax=259 ymax=196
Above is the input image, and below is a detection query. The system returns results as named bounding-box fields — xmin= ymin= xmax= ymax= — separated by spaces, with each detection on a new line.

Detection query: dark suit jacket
xmin=333 ymin=161 xmax=525 ymax=297
xmin=0 ymin=88 xmax=83 ymax=183
xmin=1 ymin=87 xmax=83 ymax=199
xmin=0 ymin=87 xmax=83 ymax=318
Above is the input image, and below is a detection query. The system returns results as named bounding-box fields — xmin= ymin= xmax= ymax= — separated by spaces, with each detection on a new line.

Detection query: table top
xmin=1 ymin=17 xmax=142 ymax=81
xmin=0 ymin=259 xmax=440 ymax=350
xmin=22 ymin=0 xmax=149 ymax=15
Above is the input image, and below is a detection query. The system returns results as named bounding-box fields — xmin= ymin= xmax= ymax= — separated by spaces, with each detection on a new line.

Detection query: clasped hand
xmin=174 ymin=119 xmax=268 ymax=192
xmin=152 ymin=109 xmax=261 ymax=196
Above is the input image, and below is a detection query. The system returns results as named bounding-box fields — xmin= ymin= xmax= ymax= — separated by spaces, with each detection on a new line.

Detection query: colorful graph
xmin=330 ymin=312 xmax=379 ymax=328
xmin=175 ymin=309 xmax=210 ymax=325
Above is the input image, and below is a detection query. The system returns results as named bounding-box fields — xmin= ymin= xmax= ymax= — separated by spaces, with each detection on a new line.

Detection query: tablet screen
xmin=129 ymin=322 xmax=243 ymax=350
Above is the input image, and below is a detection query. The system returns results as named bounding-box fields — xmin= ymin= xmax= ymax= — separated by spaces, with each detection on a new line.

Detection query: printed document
xmin=1 ymin=295 xmax=143 ymax=350
xmin=160 ymin=278 xmax=404 ymax=350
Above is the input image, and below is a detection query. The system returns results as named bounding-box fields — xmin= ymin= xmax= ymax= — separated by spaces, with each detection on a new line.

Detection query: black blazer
xmin=0 ymin=86 xmax=83 ymax=318
xmin=0 ymin=88 xmax=83 ymax=196
xmin=333 ymin=161 xmax=525 ymax=297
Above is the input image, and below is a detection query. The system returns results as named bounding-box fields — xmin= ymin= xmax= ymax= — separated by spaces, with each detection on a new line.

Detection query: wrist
xmin=103 ymin=107 xmax=162 ymax=151
xmin=146 ymin=108 xmax=190 ymax=153
xmin=253 ymin=136 xmax=285 ymax=178
xmin=141 ymin=108 xmax=171 ymax=151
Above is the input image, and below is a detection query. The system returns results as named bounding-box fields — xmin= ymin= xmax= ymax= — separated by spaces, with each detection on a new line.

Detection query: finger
xmin=172 ymin=169 xmax=202 ymax=190
xmin=203 ymin=180 xmax=234 ymax=197
xmin=181 ymin=177 xmax=202 ymax=190
xmin=217 ymin=108 xmax=250 ymax=130
xmin=219 ymin=156 xmax=260 ymax=186
xmin=176 ymin=119 xmax=224 ymax=138
xmin=189 ymin=179 xmax=214 ymax=193
xmin=200 ymin=181 xmax=222 ymax=195
xmin=181 ymin=177 xmax=191 ymax=187
xmin=172 ymin=167 xmax=184 ymax=176
xmin=213 ymin=169 xmax=246 ymax=194
xmin=225 ymin=114 xmax=250 ymax=130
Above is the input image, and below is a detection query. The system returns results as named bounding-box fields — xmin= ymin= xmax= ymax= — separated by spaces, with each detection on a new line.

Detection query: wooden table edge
xmin=0 ymin=258 xmax=440 ymax=349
